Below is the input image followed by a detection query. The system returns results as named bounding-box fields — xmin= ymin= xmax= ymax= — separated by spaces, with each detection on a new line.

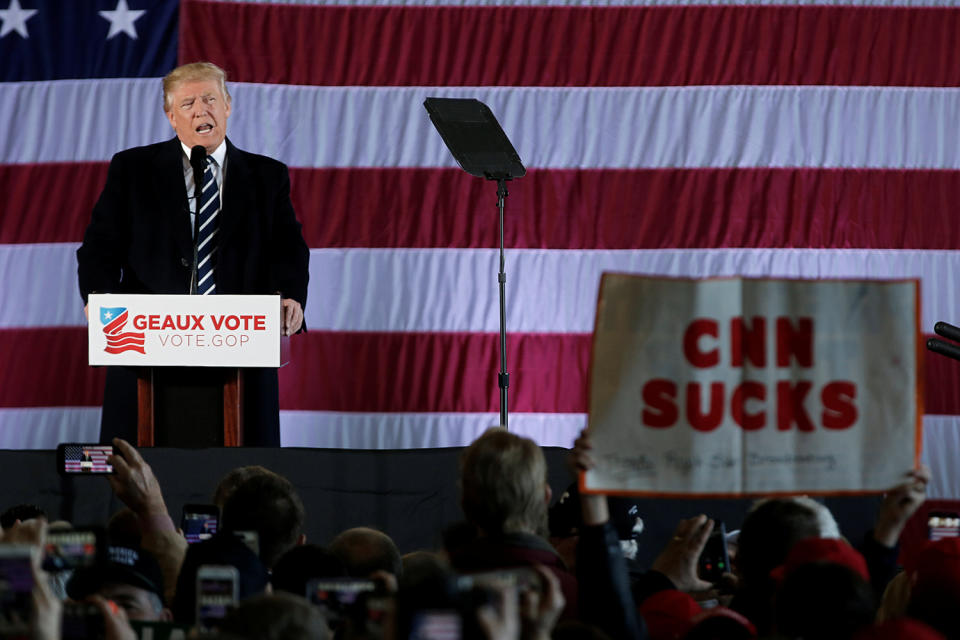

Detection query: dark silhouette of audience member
xmin=330 ymin=526 xmax=402 ymax=579
xmin=67 ymin=545 xmax=172 ymax=622
xmin=221 ymin=472 xmax=306 ymax=569
xmin=906 ymin=537 xmax=960 ymax=640
xmin=218 ymin=592 xmax=330 ymax=640
xmin=272 ymin=544 xmax=347 ymax=597
xmin=449 ymin=428 xmax=578 ymax=618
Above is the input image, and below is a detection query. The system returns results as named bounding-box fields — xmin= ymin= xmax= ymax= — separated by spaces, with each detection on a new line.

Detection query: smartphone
xmin=0 ymin=545 xmax=36 ymax=637
xmin=181 ymin=505 xmax=219 ymax=544
xmin=456 ymin=568 xmax=540 ymax=595
xmin=43 ymin=528 xmax=104 ymax=572
xmin=196 ymin=565 xmax=239 ymax=631
xmin=61 ymin=602 xmax=105 ymax=640
xmin=306 ymin=578 xmax=376 ymax=628
xmin=927 ymin=511 xmax=960 ymax=541
xmin=409 ymin=610 xmax=462 ymax=640
xmin=698 ymin=520 xmax=730 ymax=583
xmin=56 ymin=443 xmax=114 ymax=475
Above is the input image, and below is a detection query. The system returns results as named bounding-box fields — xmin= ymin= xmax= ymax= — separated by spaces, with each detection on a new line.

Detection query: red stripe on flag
xmin=7 ymin=164 xmax=960 ymax=250
xmin=0 ymin=329 xmax=105 ymax=408
xmin=0 ymin=163 xmax=106 ymax=244
xmin=180 ymin=2 xmax=960 ymax=87
xmin=3 ymin=328 xmax=951 ymax=416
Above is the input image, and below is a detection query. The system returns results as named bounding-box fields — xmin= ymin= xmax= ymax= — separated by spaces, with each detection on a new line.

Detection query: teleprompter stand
xmin=424 ymin=98 xmax=526 ymax=429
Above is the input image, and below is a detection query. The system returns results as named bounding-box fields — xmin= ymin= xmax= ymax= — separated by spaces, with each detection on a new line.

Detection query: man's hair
xmin=221 ymin=473 xmax=305 ymax=569
xmin=0 ymin=504 xmax=46 ymax=529
xmin=218 ymin=593 xmax=330 ymax=640
xmin=459 ymin=428 xmax=548 ymax=535
xmin=162 ymin=61 xmax=231 ymax=113
xmin=736 ymin=497 xmax=837 ymax=588
xmin=213 ymin=465 xmax=279 ymax=509
xmin=329 ymin=527 xmax=402 ymax=578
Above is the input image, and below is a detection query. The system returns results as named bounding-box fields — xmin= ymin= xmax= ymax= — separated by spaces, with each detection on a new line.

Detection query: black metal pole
xmin=497 ymin=178 xmax=509 ymax=429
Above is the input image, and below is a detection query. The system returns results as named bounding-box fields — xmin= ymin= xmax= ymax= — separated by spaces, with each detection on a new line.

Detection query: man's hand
xmin=874 ymin=464 xmax=931 ymax=548
xmin=520 ymin=565 xmax=565 ymax=640
xmin=568 ymin=429 xmax=608 ymax=526
xmin=651 ymin=515 xmax=715 ymax=593
xmin=107 ymin=438 xmax=168 ymax=519
xmin=281 ymin=298 xmax=303 ymax=336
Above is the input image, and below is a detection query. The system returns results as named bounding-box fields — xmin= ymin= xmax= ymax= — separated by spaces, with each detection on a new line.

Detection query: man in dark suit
xmin=77 ymin=62 xmax=310 ymax=447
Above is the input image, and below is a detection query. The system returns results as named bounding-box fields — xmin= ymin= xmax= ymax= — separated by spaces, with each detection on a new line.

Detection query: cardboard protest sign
xmin=584 ymin=275 xmax=922 ymax=497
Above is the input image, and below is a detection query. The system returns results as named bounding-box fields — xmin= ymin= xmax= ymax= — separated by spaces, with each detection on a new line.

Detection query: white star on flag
xmin=0 ymin=0 xmax=38 ymax=39
xmin=104 ymin=311 xmax=113 ymax=320
xmin=98 ymin=0 xmax=145 ymax=40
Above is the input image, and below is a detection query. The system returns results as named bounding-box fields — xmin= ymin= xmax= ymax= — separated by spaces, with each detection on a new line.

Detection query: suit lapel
xmin=219 ymin=138 xmax=248 ymax=249
xmin=153 ymin=137 xmax=193 ymax=262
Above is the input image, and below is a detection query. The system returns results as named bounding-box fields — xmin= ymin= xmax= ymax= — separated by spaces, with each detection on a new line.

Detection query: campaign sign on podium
xmin=87 ymin=294 xmax=280 ymax=367
xmin=584 ymin=275 xmax=922 ymax=497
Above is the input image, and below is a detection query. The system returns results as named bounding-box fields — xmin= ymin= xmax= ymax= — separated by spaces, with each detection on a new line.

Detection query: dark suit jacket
xmin=77 ymin=137 xmax=310 ymax=446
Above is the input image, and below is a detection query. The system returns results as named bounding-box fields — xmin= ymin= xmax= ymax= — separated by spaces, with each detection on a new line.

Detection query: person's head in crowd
xmin=217 ymin=592 xmax=330 ymax=640
xmin=67 ymin=545 xmax=171 ymax=621
xmin=775 ymin=562 xmax=876 ymax=640
xmin=329 ymin=527 xmax=402 ymax=579
xmin=735 ymin=496 xmax=838 ymax=588
xmin=221 ymin=472 xmax=305 ymax=569
xmin=906 ymin=537 xmax=960 ymax=639
xmin=0 ymin=504 xmax=46 ymax=529
xmin=172 ymin=532 xmax=270 ymax=624
xmin=459 ymin=428 xmax=551 ymax=537
xmin=637 ymin=589 xmax=700 ymax=640
xmin=684 ymin=607 xmax=757 ymax=640
xmin=272 ymin=544 xmax=346 ymax=597
xmin=106 ymin=507 xmax=142 ymax=547
xmin=212 ymin=464 xmax=279 ymax=509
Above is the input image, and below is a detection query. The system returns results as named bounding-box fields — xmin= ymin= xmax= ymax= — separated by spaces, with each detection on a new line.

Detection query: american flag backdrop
xmin=1 ymin=0 xmax=960 ymax=495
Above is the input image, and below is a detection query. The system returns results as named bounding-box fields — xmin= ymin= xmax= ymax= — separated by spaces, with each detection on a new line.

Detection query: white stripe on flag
xmin=4 ymin=244 xmax=960 ymax=331
xmin=4 ymin=82 xmax=960 ymax=169
xmin=202 ymin=0 xmax=960 ymax=6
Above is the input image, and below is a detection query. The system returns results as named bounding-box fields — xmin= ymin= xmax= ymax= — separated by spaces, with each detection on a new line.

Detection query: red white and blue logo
xmin=100 ymin=307 xmax=145 ymax=355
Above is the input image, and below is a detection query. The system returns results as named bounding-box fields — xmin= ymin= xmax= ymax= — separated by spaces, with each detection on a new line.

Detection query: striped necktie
xmin=196 ymin=157 xmax=220 ymax=295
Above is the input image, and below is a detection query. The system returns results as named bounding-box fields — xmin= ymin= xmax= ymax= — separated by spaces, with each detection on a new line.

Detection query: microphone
xmin=935 ymin=321 xmax=960 ymax=344
xmin=190 ymin=145 xmax=207 ymax=182
xmin=189 ymin=145 xmax=207 ymax=294
xmin=927 ymin=338 xmax=960 ymax=363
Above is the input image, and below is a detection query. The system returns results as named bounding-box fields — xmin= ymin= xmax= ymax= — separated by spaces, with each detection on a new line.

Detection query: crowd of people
xmin=0 ymin=429 xmax=951 ymax=639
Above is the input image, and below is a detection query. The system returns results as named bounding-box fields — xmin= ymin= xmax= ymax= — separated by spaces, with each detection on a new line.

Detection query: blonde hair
xmin=162 ymin=61 xmax=231 ymax=112
xmin=460 ymin=428 xmax=549 ymax=535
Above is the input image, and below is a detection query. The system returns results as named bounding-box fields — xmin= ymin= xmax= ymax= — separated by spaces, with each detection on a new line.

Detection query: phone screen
xmin=43 ymin=530 xmax=99 ymax=572
xmin=59 ymin=444 xmax=113 ymax=475
xmin=196 ymin=570 xmax=238 ymax=630
xmin=928 ymin=512 xmax=960 ymax=540
xmin=182 ymin=511 xmax=218 ymax=544
xmin=409 ymin=611 xmax=462 ymax=640
xmin=307 ymin=578 xmax=376 ymax=627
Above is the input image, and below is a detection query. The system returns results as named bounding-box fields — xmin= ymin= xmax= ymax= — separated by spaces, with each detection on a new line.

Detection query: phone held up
xmin=698 ymin=520 xmax=731 ymax=584
xmin=56 ymin=443 xmax=114 ymax=475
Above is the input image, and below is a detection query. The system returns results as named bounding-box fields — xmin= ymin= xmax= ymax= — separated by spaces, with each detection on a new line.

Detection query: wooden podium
xmin=87 ymin=294 xmax=282 ymax=448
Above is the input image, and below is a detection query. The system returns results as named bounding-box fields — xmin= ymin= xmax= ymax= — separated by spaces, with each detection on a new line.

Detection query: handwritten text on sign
xmin=585 ymin=276 xmax=920 ymax=496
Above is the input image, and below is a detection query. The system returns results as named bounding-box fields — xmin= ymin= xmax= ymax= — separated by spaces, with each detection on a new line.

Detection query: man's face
xmin=165 ymin=78 xmax=231 ymax=154
xmin=98 ymin=583 xmax=170 ymax=622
